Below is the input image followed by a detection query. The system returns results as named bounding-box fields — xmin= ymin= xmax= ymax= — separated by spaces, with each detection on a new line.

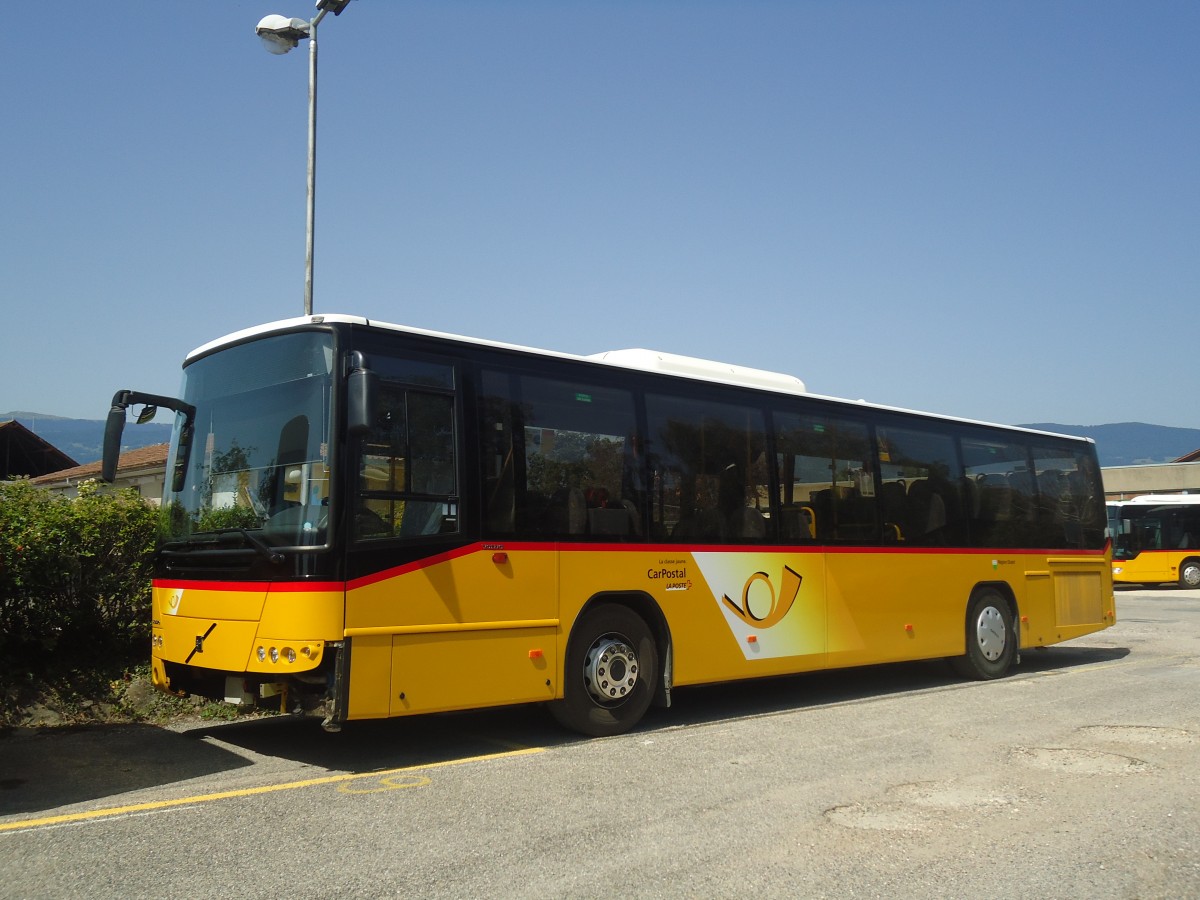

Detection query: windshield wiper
xmin=219 ymin=528 xmax=286 ymax=565
xmin=162 ymin=528 xmax=285 ymax=565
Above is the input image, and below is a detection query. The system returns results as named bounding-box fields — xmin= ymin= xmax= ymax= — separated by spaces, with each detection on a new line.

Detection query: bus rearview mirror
xmin=347 ymin=351 xmax=378 ymax=436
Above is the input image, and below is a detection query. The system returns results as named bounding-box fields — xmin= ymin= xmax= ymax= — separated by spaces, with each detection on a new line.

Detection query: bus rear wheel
xmin=951 ymin=589 xmax=1015 ymax=680
xmin=1181 ymin=559 xmax=1200 ymax=589
xmin=550 ymin=603 xmax=658 ymax=737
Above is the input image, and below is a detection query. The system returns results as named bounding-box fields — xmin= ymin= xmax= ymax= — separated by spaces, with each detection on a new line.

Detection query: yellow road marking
xmin=0 ymin=746 xmax=543 ymax=834
xmin=337 ymin=773 xmax=433 ymax=794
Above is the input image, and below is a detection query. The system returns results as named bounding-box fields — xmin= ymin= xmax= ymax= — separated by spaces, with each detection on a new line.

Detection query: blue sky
xmin=2 ymin=1 xmax=1196 ymax=428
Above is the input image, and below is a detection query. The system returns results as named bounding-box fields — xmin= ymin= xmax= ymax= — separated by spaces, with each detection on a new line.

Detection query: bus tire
xmin=1181 ymin=558 xmax=1200 ymax=589
xmin=550 ymin=603 xmax=658 ymax=737
xmin=951 ymin=588 xmax=1015 ymax=680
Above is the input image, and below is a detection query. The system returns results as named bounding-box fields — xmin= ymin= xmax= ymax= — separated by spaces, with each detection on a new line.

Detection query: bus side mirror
xmin=101 ymin=397 xmax=129 ymax=483
xmin=347 ymin=351 xmax=378 ymax=436
xmin=171 ymin=418 xmax=193 ymax=493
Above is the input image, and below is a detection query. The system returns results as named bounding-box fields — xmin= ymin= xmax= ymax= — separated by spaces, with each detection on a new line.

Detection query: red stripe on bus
xmin=153 ymin=579 xmax=346 ymax=593
xmin=156 ymin=542 xmax=1107 ymax=595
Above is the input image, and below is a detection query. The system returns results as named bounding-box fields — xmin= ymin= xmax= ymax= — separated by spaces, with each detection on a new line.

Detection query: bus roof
xmin=186 ymin=314 xmax=1096 ymax=446
xmin=1108 ymin=494 xmax=1199 ymax=506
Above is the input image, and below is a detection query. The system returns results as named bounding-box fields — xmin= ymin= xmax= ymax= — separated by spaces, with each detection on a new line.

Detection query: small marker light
xmin=904 ymin=624 xmax=914 ymax=632
xmin=257 ymin=646 xmax=266 ymax=662
xmin=493 ymin=552 xmax=508 ymax=564
xmin=270 ymin=647 xmax=280 ymax=663
xmin=747 ymin=635 xmax=758 ymax=644
xmin=528 ymin=649 xmax=543 ymax=659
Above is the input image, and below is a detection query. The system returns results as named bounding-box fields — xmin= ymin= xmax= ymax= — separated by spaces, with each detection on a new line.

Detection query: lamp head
xmin=255 ymin=14 xmax=312 ymax=54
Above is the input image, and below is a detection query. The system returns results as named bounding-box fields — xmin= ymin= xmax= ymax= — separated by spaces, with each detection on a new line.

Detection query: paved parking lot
xmin=2 ymin=587 xmax=1198 ymax=899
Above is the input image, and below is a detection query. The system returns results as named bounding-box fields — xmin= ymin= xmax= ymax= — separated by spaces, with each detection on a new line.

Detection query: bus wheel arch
xmin=951 ymin=583 xmax=1017 ymax=680
xmin=1179 ymin=558 xmax=1200 ymax=589
xmin=550 ymin=593 xmax=669 ymax=736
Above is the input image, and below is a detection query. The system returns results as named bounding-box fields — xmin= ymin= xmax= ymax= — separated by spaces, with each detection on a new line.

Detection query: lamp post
xmin=256 ymin=0 xmax=354 ymax=317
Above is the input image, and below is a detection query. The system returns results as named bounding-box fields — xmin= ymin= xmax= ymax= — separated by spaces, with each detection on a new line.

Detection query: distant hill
xmin=0 ymin=412 xmax=172 ymax=465
xmin=5 ymin=412 xmax=1197 ymax=469
xmin=1019 ymin=422 xmax=1200 ymax=467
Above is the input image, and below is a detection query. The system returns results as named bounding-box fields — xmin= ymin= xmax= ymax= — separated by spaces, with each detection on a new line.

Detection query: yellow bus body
xmin=152 ymin=543 xmax=1113 ymax=721
xmin=1112 ymin=551 xmax=1187 ymax=585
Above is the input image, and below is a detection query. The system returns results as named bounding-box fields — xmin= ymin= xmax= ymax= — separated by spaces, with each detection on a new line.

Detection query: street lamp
xmin=255 ymin=0 xmax=354 ymax=317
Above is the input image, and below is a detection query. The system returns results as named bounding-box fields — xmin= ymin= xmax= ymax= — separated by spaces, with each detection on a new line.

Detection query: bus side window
xmin=480 ymin=369 xmax=640 ymax=540
xmin=962 ymin=438 xmax=1036 ymax=548
xmin=645 ymin=394 xmax=768 ymax=543
xmin=356 ymin=380 xmax=458 ymax=541
xmin=1030 ymin=444 xmax=1105 ymax=549
xmin=774 ymin=411 xmax=875 ymax=543
xmin=874 ymin=425 xmax=965 ymax=546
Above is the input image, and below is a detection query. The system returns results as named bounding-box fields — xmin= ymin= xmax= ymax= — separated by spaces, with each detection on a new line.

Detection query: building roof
xmin=31 ymin=443 xmax=170 ymax=486
xmin=1 ymin=419 xmax=79 ymax=478
xmin=1176 ymin=448 xmax=1200 ymax=463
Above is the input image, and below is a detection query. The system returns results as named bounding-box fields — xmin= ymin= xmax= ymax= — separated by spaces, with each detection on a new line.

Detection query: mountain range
xmin=4 ymin=412 xmax=1198 ymax=469
xmin=2 ymin=412 xmax=173 ymax=465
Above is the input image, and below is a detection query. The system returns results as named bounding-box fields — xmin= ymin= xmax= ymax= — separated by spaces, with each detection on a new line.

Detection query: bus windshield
xmin=162 ymin=331 xmax=335 ymax=548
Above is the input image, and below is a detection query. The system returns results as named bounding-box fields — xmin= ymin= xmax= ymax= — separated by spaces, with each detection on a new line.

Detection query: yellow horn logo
xmin=722 ymin=565 xmax=802 ymax=629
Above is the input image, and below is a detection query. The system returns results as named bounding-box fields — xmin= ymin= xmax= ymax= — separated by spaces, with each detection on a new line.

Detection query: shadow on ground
xmin=0 ymin=723 xmax=253 ymax=818
xmin=0 ymin=642 xmax=1129 ymax=822
xmin=181 ymin=642 xmax=1131 ymax=766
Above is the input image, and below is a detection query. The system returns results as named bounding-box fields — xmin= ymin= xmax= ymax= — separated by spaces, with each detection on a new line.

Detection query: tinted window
xmin=480 ymin=370 xmax=641 ymax=539
xmin=645 ymin=394 xmax=768 ymax=542
xmin=1030 ymin=442 xmax=1105 ymax=548
xmin=876 ymin=425 xmax=966 ymax=545
xmin=774 ymin=410 xmax=875 ymax=542
xmin=355 ymin=360 xmax=458 ymax=541
xmin=961 ymin=437 xmax=1036 ymax=547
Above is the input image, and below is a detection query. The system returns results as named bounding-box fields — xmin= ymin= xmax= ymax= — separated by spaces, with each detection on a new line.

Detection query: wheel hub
xmin=584 ymin=636 xmax=639 ymax=705
xmin=975 ymin=606 xmax=1007 ymax=661
xmin=1182 ymin=562 xmax=1200 ymax=588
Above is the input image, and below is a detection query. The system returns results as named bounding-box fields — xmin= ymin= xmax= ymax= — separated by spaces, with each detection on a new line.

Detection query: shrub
xmin=0 ymin=479 xmax=157 ymax=683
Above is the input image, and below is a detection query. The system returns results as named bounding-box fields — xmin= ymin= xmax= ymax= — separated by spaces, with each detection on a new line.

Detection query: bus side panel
xmin=822 ymin=550 xmax=972 ymax=669
xmin=1114 ymin=552 xmax=1176 ymax=584
xmin=344 ymin=546 xmax=559 ymax=719
xmin=389 ymin=627 xmax=557 ymax=716
xmin=1019 ymin=556 xmax=1113 ymax=645
xmin=557 ymin=548 xmax=828 ymax=688
xmin=346 ymin=547 xmax=557 ymax=630
xmin=346 ymin=634 xmax=392 ymax=719
xmin=682 ymin=550 xmax=828 ymax=683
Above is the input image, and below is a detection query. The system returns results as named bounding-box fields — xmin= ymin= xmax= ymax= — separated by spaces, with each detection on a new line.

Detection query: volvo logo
xmin=185 ymin=623 xmax=217 ymax=663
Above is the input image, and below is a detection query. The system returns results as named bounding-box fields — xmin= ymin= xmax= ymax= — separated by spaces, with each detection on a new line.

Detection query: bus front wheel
xmin=1181 ymin=559 xmax=1200 ymax=589
xmin=550 ymin=603 xmax=658 ymax=737
xmin=951 ymin=589 xmax=1015 ymax=680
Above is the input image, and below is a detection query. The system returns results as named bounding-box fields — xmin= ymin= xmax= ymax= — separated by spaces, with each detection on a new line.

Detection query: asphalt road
xmin=2 ymin=587 xmax=1198 ymax=899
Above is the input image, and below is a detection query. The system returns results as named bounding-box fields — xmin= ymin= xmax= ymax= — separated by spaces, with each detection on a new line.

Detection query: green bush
xmin=0 ymin=479 xmax=156 ymax=682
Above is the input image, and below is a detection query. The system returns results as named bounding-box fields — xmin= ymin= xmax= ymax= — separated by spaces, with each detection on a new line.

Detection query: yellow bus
xmin=1108 ymin=495 xmax=1200 ymax=588
xmin=103 ymin=315 xmax=1114 ymax=735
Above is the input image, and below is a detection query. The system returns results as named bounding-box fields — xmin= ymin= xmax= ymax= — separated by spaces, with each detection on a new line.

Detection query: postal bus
xmin=102 ymin=315 xmax=1114 ymax=735
xmin=1108 ymin=495 xmax=1200 ymax=588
